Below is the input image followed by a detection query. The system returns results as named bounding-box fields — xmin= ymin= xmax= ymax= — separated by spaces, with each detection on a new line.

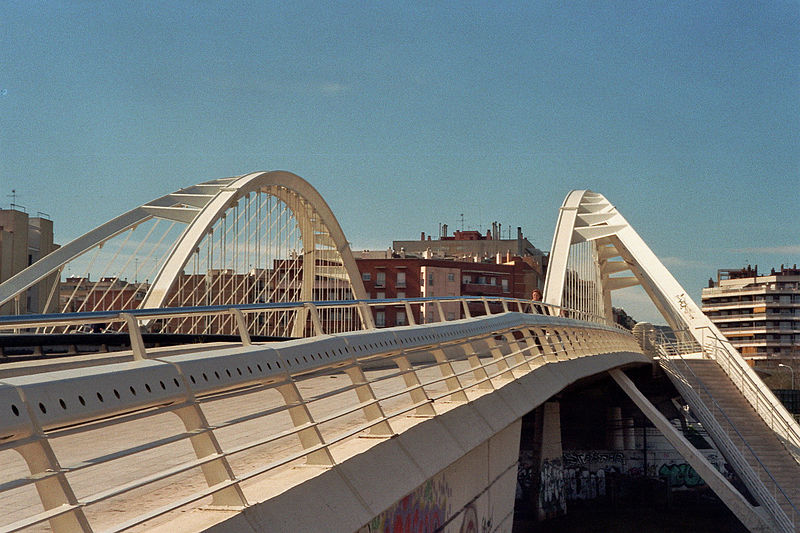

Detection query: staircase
xmin=662 ymin=355 xmax=800 ymax=532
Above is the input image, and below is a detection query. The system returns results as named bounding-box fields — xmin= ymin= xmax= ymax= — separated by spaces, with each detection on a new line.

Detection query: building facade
xmin=0 ymin=208 xmax=58 ymax=315
xmin=356 ymin=256 xmax=540 ymax=328
xmin=701 ymin=265 xmax=800 ymax=388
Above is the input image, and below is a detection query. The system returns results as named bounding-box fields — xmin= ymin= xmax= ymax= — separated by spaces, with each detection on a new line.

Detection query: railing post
xmin=304 ymin=302 xmax=324 ymax=336
xmin=394 ymin=350 xmax=436 ymax=416
xmin=120 ymin=312 xmax=147 ymax=360
xmin=430 ymin=347 xmax=469 ymax=402
xmin=343 ymin=362 xmax=394 ymax=437
xmin=462 ymin=298 xmax=472 ymax=319
xmin=276 ymin=378 xmax=335 ymax=466
xmin=482 ymin=297 xmax=491 ymax=315
xmin=435 ymin=300 xmax=447 ymax=322
xmin=358 ymin=302 xmax=376 ymax=330
xmin=229 ymin=308 xmax=252 ymax=345
xmin=404 ymin=301 xmax=416 ymax=325
xmin=14 ymin=436 xmax=92 ymax=532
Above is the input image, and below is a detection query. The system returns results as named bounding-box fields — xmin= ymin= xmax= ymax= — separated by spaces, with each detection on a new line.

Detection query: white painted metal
xmin=543 ymin=190 xmax=800 ymax=460
xmin=0 ymin=171 xmax=368 ymax=337
xmin=0 ymin=297 xmax=639 ymax=533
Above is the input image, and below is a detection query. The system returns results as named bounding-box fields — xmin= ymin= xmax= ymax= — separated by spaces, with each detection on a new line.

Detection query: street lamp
xmin=778 ymin=364 xmax=794 ymax=390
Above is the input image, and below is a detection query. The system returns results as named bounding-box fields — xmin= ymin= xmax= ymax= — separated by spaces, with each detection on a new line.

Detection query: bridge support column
xmin=519 ymin=401 xmax=566 ymax=522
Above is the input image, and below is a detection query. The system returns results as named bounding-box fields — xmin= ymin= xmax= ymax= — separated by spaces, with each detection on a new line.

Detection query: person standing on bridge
xmin=531 ymin=289 xmax=543 ymax=314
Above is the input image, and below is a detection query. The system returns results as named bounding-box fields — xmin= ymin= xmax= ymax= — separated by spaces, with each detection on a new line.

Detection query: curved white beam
xmin=140 ymin=170 xmax=367 ymax=309
xmin=0 ymin=172 xmax=367 ymax=315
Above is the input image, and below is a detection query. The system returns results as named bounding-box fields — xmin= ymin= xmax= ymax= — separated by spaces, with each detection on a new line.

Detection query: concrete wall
xmin=359 ymin=421 xmax=520 ymax=533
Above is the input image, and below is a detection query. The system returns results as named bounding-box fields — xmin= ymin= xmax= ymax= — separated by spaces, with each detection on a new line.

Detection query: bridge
xmin=0 ymin=172 xmax=797 ymax=532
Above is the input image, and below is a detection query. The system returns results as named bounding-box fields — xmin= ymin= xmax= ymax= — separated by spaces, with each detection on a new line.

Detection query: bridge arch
xmin=0 ymin=171 xmax=368 ymax=335
xmin=543 ymin=189 xmax=709 ymax=335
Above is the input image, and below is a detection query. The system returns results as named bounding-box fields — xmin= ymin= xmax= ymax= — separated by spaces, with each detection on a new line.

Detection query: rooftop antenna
xmin=7 ymin=189 xmax=26 ymax=212
xmin=460 ymin=213 xmax=464 ymax=231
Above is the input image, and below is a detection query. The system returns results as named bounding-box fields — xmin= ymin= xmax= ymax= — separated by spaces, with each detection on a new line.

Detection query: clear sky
xmin=1 ymin=1 xmax=798 ymax=323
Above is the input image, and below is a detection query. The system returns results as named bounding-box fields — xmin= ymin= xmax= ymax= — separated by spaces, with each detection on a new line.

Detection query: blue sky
xmin=1 ymin=1 xmax=798 ymax=323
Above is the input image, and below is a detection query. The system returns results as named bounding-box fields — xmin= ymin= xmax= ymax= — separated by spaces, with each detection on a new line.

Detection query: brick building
xmin=356 ymin=256 xmax=540 ymax=328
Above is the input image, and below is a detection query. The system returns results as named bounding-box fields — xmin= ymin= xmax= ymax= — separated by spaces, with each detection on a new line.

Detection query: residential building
xmin=357 ymin=255 xmax=541 ymax=328
xmin=0 ymin=208 xmax=58 ymax=315
xmin=701 ymin=265 xmax=800 ymax=388
xmin=393 ymin=223 xmax=546 ymax=271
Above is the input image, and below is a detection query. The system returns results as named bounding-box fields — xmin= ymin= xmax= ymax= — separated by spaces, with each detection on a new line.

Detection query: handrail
xmin=0 ymin=296 xmax=617 ymax=330
xmin=694 ymin=326 xmax=800 ymax=457
xmin=0 ymin=297 xmax=626 ymax=362
xmin=655 ymin=336 xmax=797 ymax=532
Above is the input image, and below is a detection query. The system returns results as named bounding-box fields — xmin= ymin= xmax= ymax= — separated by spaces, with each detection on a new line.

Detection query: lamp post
xmin=778 ymin=363 xmax=795 ymax=390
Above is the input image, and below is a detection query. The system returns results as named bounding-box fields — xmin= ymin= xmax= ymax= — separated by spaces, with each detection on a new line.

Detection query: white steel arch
xmin=0 ymin=171 xmax=368 ymax=335
xmin=543 ymin=189 xmax=706 ymax=333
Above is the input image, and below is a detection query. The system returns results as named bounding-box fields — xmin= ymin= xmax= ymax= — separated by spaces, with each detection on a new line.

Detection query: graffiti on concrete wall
xmin=563 ymin=451 xmax=625 ymax=468
xmin=658 ymin=463 xmax=703 ymax=488
xmin=556 ymin=450 xmax=735 ymax=500
xmin=564 ymin=467 xmax=606 ymax=501
xmin=539 ymin=458 xmax=566 ymax=515
xmin=366 ymin=478 xmax=451 ymax=533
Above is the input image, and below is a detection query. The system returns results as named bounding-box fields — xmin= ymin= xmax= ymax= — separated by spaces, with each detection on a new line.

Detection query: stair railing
xmin=695 ymin=326 xmax=800 ymax=462
xmin=654 ymin=332 xmax=797 ymax=532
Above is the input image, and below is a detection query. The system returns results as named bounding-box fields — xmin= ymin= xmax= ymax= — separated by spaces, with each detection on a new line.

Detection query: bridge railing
xmin=0 ymin=296 xmax=620 ymax=360
xmin=694 ymin=327 xmax=800 ymax=460
xmin=654 ymin=332 xmax=797 ymax=532
xmin=0 ymin=299 xmax=638 ymax=533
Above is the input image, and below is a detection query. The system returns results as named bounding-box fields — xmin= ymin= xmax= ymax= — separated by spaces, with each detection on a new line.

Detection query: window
xmin=375 ymin=311 xmax=385 ymax=327
xmin=502 ymin=279 xmax=509 ymax=292
xmin=463 ymin=275 xmax=471 ymax=284
xmin=397 ymin=291 xmax=406 ymax=299
xmin=362 ymin=272 xmax=371 ymax=281
xmin=397 ymin=311 xmax=406 ymax=326
xmin=376 ymin=291 xmax=386 ymax=300
xmin=376 ymin=271 xmax=386 ymax=287
xmin=397 ymin=271 xmax=406 ymax=287
xmin=447 ymin=312 xmax=455 ymax=320
xmin=447 ymin=273 xmax=455 ymax=282
xmin=428 ymin=274 xmax=434 ymax=286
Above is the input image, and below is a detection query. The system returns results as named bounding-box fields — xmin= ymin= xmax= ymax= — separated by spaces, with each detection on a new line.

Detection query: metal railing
xmin=0 ymin=296 xmax=622 ymax=359
xmin=694 ymin=327 xmax=800 ymax=459
xmin=653 ymin=332 xmax=797 ymax=532
xmin=0 ymin=297 xmax=639 ymax=533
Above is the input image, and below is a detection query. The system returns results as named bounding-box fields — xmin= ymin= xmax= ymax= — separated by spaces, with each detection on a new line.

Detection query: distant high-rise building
xmin=701 ymin=265 xmax=800 ymax=388
xmin=0 ymin=208 xmax=59 ymax=315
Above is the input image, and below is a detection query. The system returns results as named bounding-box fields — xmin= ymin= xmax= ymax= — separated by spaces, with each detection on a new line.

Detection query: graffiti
xmin=564 ymin=467 xmax=607 ymax=501
xmin=658 ymin=463 xmax=703 ymax=488
xmin=459 ymin=504 xmax=478 ymax=533
xmin=368 ymin=478 xmax=451 ymax=532
xmin=539 ymin=458 xmax=566 ymax=515
xmin=563 ymin=451 xmax=624 ymax=467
